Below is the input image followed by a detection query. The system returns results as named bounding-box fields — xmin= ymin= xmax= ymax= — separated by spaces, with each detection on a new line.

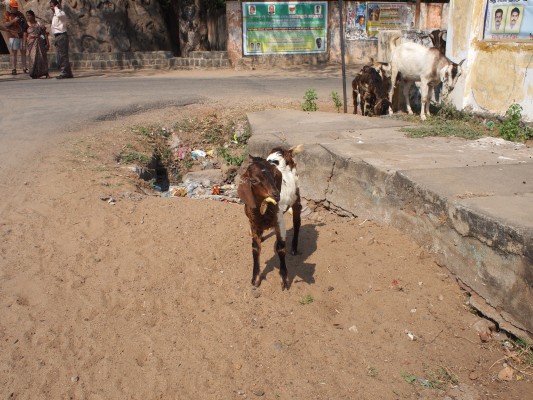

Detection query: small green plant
xmin=301 ymin=89 xmax=318 ymax=112
xmin=499 ymin=103 xmax=532 ymax=142
xmin=426 ymin=367 xmax=458 ymax=389
xmin=330 ymin=91 xmax=342 ymax=113
xmin=512 ymin=338 xmax=533 ymax=367
xmin=217 ymin=147 xmax=246 ymax=166
xmin=299 ymin=294 xmax=314 ymax=305
xmin=119 ymin=151 xmax=151 ymax=164
xmin=401 ymin=372 xmax=416 ymax=384
xmin=367 ymin=367 xmax=378 ymax=378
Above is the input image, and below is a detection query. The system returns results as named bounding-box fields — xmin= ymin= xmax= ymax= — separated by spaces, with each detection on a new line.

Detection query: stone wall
xmin=10 ymin=0 xmax=172 ymax=53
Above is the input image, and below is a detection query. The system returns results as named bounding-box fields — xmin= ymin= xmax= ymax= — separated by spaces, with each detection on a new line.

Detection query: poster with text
xmin=242 ymin=2 xmax=328 ymax=55
xmin=346 ymin=2 xmax=369 ymax=40
xmin=365 ymin=2 xmax=415 ymax=39
xmin=483 ymin=0 xmax=532 ymax=40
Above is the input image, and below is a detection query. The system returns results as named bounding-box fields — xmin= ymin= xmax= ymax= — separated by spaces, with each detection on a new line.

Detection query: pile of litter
xmin=161 ymin=182 xmax=241 ymax=204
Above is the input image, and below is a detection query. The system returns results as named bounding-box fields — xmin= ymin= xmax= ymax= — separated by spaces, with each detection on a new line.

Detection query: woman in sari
xmin=25 ymin=10 xmax=50 ymax=79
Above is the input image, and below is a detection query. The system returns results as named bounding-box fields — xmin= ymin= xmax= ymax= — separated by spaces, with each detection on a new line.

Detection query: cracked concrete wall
xmin=447 ymin=0 xmax=533 ymax=121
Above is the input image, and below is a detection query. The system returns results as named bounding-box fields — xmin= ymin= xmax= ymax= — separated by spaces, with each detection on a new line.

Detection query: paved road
xmin=0 ymin=68 xmax=347 ymax=184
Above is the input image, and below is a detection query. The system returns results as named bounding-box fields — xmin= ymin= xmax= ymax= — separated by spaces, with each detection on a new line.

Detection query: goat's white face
xmin=267 ymin=151 xmax=287 ymax=171
xmin=441 ymin=59 xmax=465 ymax=92
xmin=380 ymin=63 xmax=392 ymax=80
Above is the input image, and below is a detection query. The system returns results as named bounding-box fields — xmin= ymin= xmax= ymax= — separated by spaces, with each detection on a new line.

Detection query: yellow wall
xmin=449 ymin=0 xmax=533 ymax=120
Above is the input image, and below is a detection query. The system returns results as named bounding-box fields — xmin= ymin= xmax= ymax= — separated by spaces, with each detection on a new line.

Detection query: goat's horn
xmin=265 ymin=197 xmax=277 ymax=205
xmin=260 ymin=197 xmax=277 ymax=215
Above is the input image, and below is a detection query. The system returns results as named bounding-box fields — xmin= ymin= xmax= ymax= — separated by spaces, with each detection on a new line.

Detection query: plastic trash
xmin=191 ymin=150 xmax=206 ymax=160
xmin=186 ymin=181 xmax=198 ymax=196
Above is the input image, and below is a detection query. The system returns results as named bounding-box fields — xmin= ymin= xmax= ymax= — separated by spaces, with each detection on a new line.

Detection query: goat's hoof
xmin=421 ymin=115 xmax=427 ymax=121
xmin=252 ymin=276 xmax=261 ymax=287
xmin=291 ymin=249 xmax=299 ymax=256
xmin=281 ymin=278 xmax=289 ymax=290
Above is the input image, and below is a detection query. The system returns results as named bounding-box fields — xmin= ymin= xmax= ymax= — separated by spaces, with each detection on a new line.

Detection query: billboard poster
xmin=365 ymin=2 xmax=415 ymax=39
xmin=242 ymin=2 xmax=328 ymax=55
xmin=346 ymin=2 xmax=369 ymax=40
xmin=483 ymin=0 xmax=533 ymax=40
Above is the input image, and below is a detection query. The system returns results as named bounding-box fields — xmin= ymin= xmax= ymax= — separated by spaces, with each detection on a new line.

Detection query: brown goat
xmin=238 ymin=156 xmax=289 ymax=289
xmin=238 ymin=145 xmax=303 ymax=290
xmin=352 ymin=65 xmax=391 ymax=116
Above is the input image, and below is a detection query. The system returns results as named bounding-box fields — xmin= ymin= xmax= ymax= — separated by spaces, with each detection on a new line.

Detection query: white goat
xmin=388 ymin=39 xmax=465 ymax=121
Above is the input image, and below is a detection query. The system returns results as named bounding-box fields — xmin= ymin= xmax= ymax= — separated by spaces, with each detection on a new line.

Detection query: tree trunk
xmin=178 ymin=0 xmax=210 ymax=57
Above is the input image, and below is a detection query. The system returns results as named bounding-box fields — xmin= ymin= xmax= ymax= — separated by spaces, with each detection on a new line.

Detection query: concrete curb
xmin=247 ymin=109 xmax=533 ymax=339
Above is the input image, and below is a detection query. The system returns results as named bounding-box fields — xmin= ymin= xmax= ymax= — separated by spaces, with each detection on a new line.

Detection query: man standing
xmin=50 ymin=0 xmax=73 ymax=79
xmin=3 ymin=0 xmax=27 ymax=75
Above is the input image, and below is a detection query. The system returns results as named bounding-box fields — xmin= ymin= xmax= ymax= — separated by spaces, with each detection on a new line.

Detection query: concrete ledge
xmin=0 ymin=51 xmax=229 ymax=72
xmin=247 ymin=109 xmax=533 ymax=339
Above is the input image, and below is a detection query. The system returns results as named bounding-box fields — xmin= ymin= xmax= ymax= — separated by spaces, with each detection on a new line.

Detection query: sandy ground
xmin=1 ymin=101 xmax=532 ymax=400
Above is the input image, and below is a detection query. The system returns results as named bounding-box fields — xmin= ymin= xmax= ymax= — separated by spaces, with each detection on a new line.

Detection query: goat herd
xmin=353 ymin=33 xmax=464 ymax=121
xmin=237 ymin=35 xmax=465 ymax=290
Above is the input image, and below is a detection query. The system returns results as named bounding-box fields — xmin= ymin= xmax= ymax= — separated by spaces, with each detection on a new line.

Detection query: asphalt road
xmin=0 ymin=68 xmax=346 ymax=184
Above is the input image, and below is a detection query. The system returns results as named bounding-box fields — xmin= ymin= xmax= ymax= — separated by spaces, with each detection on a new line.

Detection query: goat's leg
xmin=426 ymin=84 xmax=433 ymax=117
xmin=388 ymin=67 xmax=398 ymax=115
xmin=275 ymin=211 xmax=289 ymax=289
xmin=291 ymin=195 xmax=302 ymax=255
xmin=403 ymin=80 xmax=413 ymax=115
xmin=352 ymin=89 xmax=358 ymax=114
xmin=419 ymin=80 xmax=429 ymax=121
xmin=251 ymin=230 xmax=262 ymax=287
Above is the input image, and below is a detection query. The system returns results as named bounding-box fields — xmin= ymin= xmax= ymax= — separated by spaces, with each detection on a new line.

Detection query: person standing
xmin=49 ymin=0 xmax=73 ymax=79
xmin=25 ymin=10 xmax=50 ymax=79
xmin=3 ymin=0 xmax=28 ymax=75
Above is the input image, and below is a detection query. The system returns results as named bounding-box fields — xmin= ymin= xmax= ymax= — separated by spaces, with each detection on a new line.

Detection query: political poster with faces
xmin=483 ymin=0 xmax=531 ymax=40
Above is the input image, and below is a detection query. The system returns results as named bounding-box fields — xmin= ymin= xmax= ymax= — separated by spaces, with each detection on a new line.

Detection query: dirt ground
xmin=1 ymin=100 xmax=532 ymax=400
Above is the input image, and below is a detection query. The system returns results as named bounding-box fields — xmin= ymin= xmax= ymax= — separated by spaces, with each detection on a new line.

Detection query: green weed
xmin=119 ymin=151 xmax=151 ymax=164
xmin=499 ymin=103 xmax=532 ymax=142
xmin=401 ymin=372 xmax=416 ymax=384
xmin=330 ymin=91 xmax=342 ymax=113
xmin=427 ymin=366 xmax=459 ymax=389
xmin=301 ymin=89 xmax=318 ymax=112
xmin=402 ymin=102 xmax=495 ymax=140
xmin=217 ymin=147 xmax=246 ymax=166
xmin=511 ymin=338 xmax=533 ymax=367
xmin=299 ymin=294 xmax=314 ymax=305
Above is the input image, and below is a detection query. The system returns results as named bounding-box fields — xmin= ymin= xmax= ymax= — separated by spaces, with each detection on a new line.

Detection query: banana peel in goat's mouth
xmin=260 ymin=197 xmax=277 ymax=215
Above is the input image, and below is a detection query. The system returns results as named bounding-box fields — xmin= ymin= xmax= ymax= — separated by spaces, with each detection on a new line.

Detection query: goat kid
xmin=352 ymin=65 xmax=391 ymax=116
xmin=388 ymin=39 xmax=464 ymax=121
xmin=238 ymin=145 xmax=303 ymax=290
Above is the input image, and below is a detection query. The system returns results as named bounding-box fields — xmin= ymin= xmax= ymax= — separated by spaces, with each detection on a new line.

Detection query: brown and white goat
xmin=352 ymin=65 xmax=391 ymax=116
xmin=388 ymin=39 xmax=464 ymax=121
xmin=238 ymin=145 xmax=303 ymax=290
xmin=429 ymin=29 xmax=447 ymax=55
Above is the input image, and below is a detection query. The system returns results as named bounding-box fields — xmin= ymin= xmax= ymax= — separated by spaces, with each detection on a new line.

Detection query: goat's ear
xmin=289 ymin=144 xmax=304 ymax=156
xmin=458 ymin=59 xmax=465 ymax=67
xmin=237 ymin=176 xmax=257 ymax=209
